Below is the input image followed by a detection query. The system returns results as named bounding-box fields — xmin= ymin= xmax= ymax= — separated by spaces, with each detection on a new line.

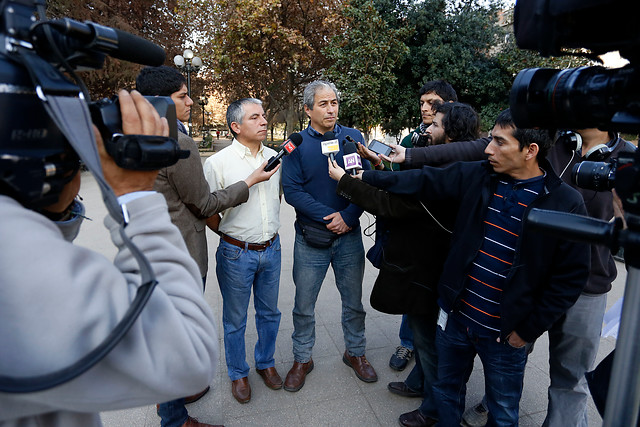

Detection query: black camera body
xmin=510 ymin=0 xmax=640 ymax=209
xmin=510 ymin=0 xmax=640 ymax=133
xmin=0 ymin=0 xmax=183 ymax=208
xmin=90 ymin=96 xmax=187 ymax=171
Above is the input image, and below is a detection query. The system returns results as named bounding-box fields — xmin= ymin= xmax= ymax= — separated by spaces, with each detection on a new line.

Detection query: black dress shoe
xmin=388 ymin=381 xmax=421 ymax=398
xmin=398 ymin=409 xmax=437 ymax=427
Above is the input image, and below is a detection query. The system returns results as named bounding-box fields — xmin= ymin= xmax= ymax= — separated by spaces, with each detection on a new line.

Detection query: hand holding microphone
xmin=328 ymin=157 xmax=346 ymax=181
xmin=264 ymin=133 xmax=303 ymax=172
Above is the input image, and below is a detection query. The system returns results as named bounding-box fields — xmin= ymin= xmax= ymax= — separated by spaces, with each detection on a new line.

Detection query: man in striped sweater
xmin=358 ymin=109 xmax=589 ymax=426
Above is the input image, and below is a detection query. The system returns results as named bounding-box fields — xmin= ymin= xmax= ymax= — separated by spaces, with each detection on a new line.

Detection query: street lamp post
xmin=173 ymin=49 xmax=202 ymax=137
xmin=198 ymin=95 xmax=208 ymax=135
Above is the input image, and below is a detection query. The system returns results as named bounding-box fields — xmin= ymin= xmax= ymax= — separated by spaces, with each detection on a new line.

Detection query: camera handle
xmin=0 ymin=46 xmax=158 ymax=393
xmin=527 ymin=209 xmax=640 ymax=426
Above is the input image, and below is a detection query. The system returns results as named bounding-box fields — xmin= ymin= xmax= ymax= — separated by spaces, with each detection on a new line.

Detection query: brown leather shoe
xmin=398 ymin=409 xmax=437 ymax=427
xmin=231 ymin=377 xmax=251 ymax=403
xmin=342 ymin=351 xmax=378 ymax=383
xmin=256 ymin=366 xmax=283 ymax=390
xmin=182 ymin=416 xmax=223 ymax=426
xmin=184 ymin=386 xmax=210 ymax=404
xmin=283 ymin=359 xmax=314 ymax=392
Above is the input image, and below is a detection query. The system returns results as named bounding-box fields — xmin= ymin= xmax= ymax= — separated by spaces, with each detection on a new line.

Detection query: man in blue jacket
xmin=281 ymin=80 xmax=375 ymax=392
xmin=360 ymin=109 xmax=590 ymax=426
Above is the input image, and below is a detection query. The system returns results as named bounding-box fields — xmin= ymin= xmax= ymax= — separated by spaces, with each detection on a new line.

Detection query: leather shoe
xmin=184 ymin=386 xmax=210 ymax=404
xmin=283 ymin=359 xmax=314 ymax=392
xmin=182 ymin=416 xmax=222 ymax=427
xmin=231 ymin=377 xmax=251 ymax=403
xmin=398 ymin=409 xmax=437 ymax=427
xmin=342 ymin=351 xmax=378 ymax=383
xmin=388 ymin=381 xmax=421 ymax=398
xmin=256 ymin=366 xmax=283 ymax=390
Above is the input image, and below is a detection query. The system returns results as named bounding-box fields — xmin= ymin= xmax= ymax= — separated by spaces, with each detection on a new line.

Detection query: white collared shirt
xmin=203 ymin=139 xmax=281 ymax=243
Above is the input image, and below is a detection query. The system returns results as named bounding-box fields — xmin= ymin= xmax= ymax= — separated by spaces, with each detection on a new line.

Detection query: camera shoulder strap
xmin=0 ymin=47 xmax=158 ymax=393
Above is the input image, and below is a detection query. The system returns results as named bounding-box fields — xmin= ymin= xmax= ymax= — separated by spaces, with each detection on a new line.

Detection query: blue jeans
xmin=399 ymin=314 xmax=414 ymax=350
xmin=543 ymin=292 xmax=607 ymax=427
xmin=434 ymin=314 xmax=527 ymax=427
xmin=291 ymin=230 xmax=366 ymax=362
xmin=216 ymin=235 xmax=281 ymax=381
xmin=158 ymin=398 xmax=187 ymax=427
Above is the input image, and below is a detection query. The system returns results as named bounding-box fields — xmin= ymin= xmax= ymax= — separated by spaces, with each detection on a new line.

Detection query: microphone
xmin=264 ymin=133 xmax=303 ymax=172
xmin=342 ymin=139 xmax=362 ymax=175
xmin=321 ymin=131 xmax=340 ymax=161
xmin=47 ymin=18 xmax=166 ymax=66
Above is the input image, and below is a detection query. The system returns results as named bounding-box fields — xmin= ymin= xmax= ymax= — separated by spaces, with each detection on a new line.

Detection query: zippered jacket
xmin=362 ymin=159 xmax=590 ymax=343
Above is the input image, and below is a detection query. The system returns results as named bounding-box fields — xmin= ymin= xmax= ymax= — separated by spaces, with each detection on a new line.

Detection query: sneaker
xmin=389 ymin=345 xmax=414 ymax=371
xmin=462 ymin=401 xmax=489 ymax=427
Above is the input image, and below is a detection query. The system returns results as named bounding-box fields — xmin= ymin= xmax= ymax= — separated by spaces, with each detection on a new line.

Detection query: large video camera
xmin=509 ymin=1 xmax=640 ymax=426
xmin=509 ymin=0 xmax=640 ymax=207
xmin=0 ymin=1 xmax=190 ymax=393
xmin=0 ymin=0 xmax=187 ymax=209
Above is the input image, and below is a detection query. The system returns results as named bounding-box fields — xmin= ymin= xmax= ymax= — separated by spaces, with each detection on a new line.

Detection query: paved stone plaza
xmin=72 ymin=154 xmax=622 ymax=426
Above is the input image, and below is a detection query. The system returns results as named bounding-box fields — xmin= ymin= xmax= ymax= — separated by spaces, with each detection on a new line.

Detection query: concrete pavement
xmin=70 ymin=154 xmax=623 ymax=426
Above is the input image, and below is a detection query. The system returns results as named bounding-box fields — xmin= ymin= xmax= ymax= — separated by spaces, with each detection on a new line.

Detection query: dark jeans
xmin=158 ymin=398 xmax=187 ymax=427
xmin=403 ymin=305 xmax=439 ymax=419
xmin=434 ymin=314 xmax=527 ymax=427
xmin=399 ymin=314 xmax=414 ymax=350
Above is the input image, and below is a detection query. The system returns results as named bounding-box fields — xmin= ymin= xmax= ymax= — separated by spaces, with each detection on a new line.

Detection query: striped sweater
xmin=456 ymin=173 xmax=545 ymax=337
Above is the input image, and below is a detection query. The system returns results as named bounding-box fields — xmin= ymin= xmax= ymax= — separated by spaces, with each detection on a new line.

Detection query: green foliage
xmin=375 ymin=0 xmax=515 ymax=134
xmin=323 ymin=0 xmax=410 ymax=136
xmin=188 ymin=0 xmax=343 ymax=133
xmin=44 ymin=0 xmax=601 ymax=136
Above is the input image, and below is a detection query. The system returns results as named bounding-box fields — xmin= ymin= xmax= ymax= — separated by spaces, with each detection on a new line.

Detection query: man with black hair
xmin=424 ymin=102 xmax=480 ymax=146
xmin=386 ymin=124 xmax=635 ymax=427
xmin=359 ymin=109 xmax=590 ymax=426
xmin=400 ymin=80 xmax=459 ymax=150
xmin=334 ymin=102 xmax=480 ymax=427
xmin=136 ymin=66 xmax=277 ymax=427
xmin=377 ymin=80 xmax=459 ymax=373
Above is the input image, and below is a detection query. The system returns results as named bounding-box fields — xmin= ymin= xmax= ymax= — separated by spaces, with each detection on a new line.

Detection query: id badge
xmin=437 ymin=308 xmax=449 ymax=331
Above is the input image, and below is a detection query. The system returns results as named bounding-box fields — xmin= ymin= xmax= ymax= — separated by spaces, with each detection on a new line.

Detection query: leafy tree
xmin=46 ymin=0 xmax=188 ymax=99
xmin=323 ymin=0 xmax=410 ymax=139
xmin=372 ymin=0 xmax=512 ymax=135
xmin=187 ymin=0 xmax=344 ymax=136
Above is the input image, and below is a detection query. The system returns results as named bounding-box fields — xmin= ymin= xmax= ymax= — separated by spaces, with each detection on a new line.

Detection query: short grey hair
xmin=303 ymin=80 xmax=339 ymax=110
xmin=226 ymin=98 xmax=263 ymax=137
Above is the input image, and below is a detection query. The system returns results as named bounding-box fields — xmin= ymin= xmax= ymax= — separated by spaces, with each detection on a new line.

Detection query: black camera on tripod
xmin=509 ymin=0 xmax=640 ymax=201
xmin=509 ymin=0 xmax=639 ymax=133
xmin=510 ymin=1 xmax=640 ymax=425
xmin=0 ymin=0 xmax=187 ymax=209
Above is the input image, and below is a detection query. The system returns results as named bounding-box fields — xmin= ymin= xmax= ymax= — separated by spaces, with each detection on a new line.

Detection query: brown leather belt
xmin=220 ymin=233 xmax=278 ymax=251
